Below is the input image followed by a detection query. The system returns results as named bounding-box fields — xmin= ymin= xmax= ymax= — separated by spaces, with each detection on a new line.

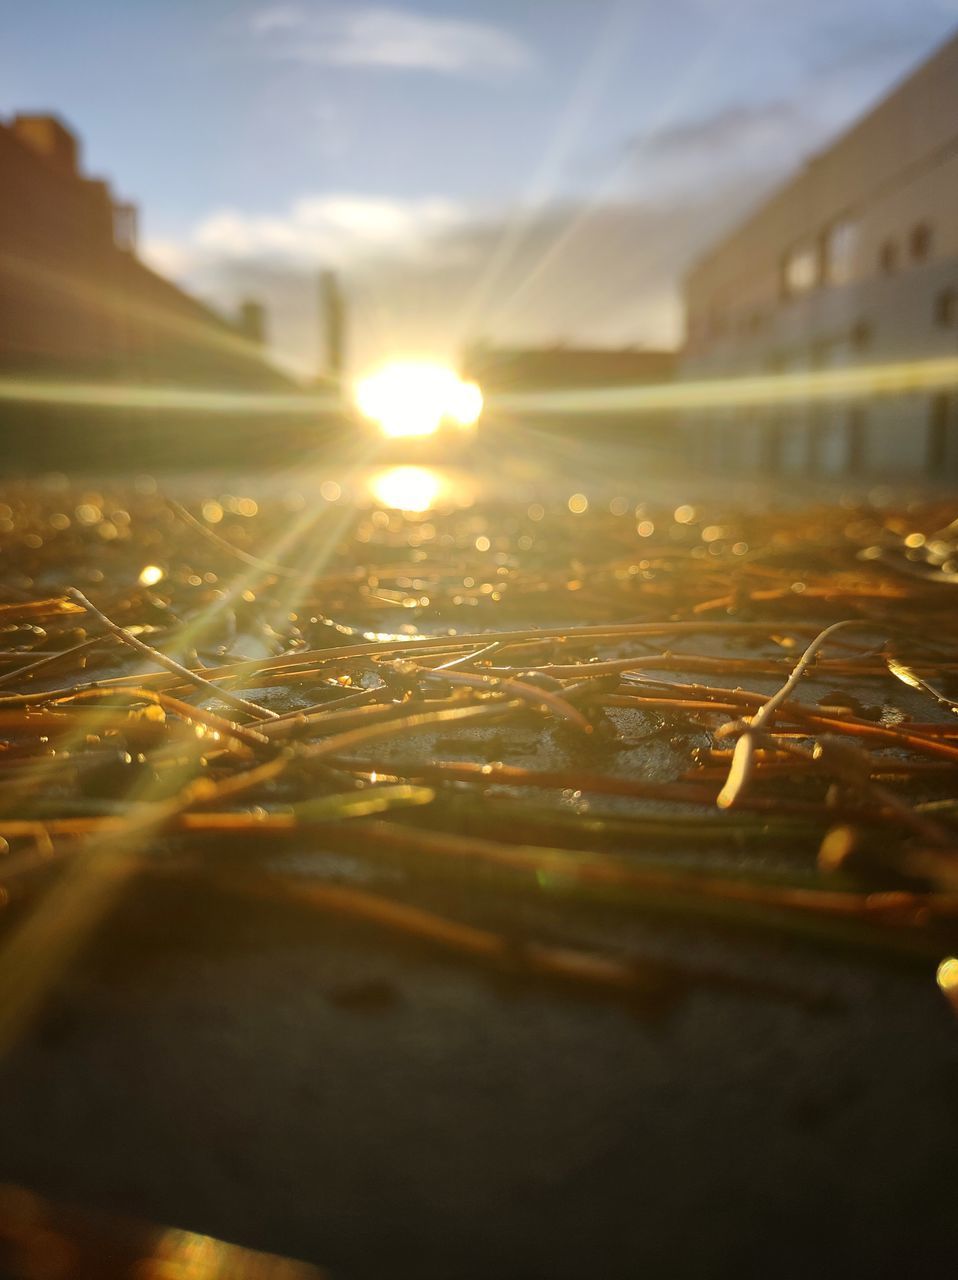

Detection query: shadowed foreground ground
xmin=1 ymin=872 xmax=957 ymax=1279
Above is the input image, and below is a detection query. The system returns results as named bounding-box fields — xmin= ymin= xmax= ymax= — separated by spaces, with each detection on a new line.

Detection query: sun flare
xmin=367 ymin=465 xmax=444 ymax=511
xmin=354 ymin=361 xmax=482 ymax=438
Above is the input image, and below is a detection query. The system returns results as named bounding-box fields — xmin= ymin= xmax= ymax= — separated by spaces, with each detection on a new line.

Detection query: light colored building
xmin=681 ymin=30 xmax=958 ymax=479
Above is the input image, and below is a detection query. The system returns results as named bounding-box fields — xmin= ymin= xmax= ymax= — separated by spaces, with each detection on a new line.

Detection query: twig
xmin=167 ymin=498 xmax=297 ymax=577
xmin=216 ymin=870 xmax=673 ymax=1004
xmin=65 ymin=587 xmax=279 ymax=721
xmin=716 ymin=620 xmax=873 ymax=810
xmin=413 ymin=664 xmax=593 ymax=732
xmin=58 ymin=685 xmax=272 ymax=751
xmin=0 ymin=634 xmax=112 ymax=690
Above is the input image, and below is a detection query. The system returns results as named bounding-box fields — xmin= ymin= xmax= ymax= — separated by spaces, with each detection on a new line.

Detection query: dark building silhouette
xmin=462 ymin=343 xmax=676 ymax=452
xmin=0 ymin=113 xmax=289 ymax=393
xmin=463 ymin=343 xmax=674 ymax=393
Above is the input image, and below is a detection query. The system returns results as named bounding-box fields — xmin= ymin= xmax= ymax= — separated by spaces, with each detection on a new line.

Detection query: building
xmin=0 ymin=112 xmax=330 ymax=468
xmin=681 ymin=30 xmax=958 ymax=480
xmin=463 ymin=343 xmax=674 ymax=394
xmin=0 ymin=112 xmax=291 ymax=392
xmin=462 ymin=342 xmax=677 ymax=450
xmin=463 ymin=342 xmax=676 ymax=449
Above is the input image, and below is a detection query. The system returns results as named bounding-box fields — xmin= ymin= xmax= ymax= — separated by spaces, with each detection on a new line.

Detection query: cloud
xmin=250 ymin=4 xmax=532 ymax=76
xmin=620 ymin=6 xmax=958 ymax=198
xmin=141 ymin=191 xmax=472 ymax=374
xmin=624 ymin=100 xmax=827 ymax=198
xmin=143 ymin=181 xmax=767 ymax=378
xmin=155 ymin=193 xmax=466 ymax=270
xmin=637 ymin=101 xmax=808 ymax=162
xmin=800 ymin=2 xmax=958 ymax=77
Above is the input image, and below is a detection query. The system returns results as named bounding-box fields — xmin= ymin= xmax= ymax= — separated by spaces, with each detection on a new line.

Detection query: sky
xmin=3 ymin=0 xmax=958 ymax=377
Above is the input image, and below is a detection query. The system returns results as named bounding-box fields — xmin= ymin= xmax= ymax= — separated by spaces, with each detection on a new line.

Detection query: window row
xmin=782 ymin=218 xmax=934 ymax=298
xmin=690 ymin=281 xmax=956 ymax=345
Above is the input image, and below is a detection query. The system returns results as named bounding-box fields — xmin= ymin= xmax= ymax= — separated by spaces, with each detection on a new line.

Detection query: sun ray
xmin=450 ymin=0 xmax=637 ymax=349
xmin=482 ymin=0 xmax=752 ymax=331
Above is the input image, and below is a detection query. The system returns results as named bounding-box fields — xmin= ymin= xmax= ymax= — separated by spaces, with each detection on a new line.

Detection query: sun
xmin=354 ymin=361 xmax=483 ymax=438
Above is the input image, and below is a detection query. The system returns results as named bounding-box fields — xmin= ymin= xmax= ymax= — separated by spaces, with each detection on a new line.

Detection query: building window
xmin=910 ymin=222 xmax=933 ymax=262
xmin=112 ymin=202 xmax=138 ymax=252
xmin=810 ymin=339 xmax=830 ymax=369
xmin=823 ymin=218 xmax=857 ymax=285
xmin=847 ymin=408 xmax=866 ymax=474
xmin=934 ymin=288 xmax=956 ymax=327
xmin=928 ymin=394 xmax=951 ymax=474
xmin=783 ymin=240 xmax=819 ymax=296
xmin=879 ymin=239 xmax=898 ymax=274
xmin=850 ymin=319 xmax=873 ymax=351
xmin=747 ymin=311 xmax=765 ymax=334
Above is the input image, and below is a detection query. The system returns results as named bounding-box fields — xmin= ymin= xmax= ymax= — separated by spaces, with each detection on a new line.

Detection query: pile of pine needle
xmin=0 ymin=476 xmax=957 ymax=1038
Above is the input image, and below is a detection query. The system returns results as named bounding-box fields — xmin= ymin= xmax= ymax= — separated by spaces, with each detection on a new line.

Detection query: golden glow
xmin=368 ymin=466 xmax=444 ymax=511
xmin=485 ymin=353 xmax=958 ymax=416
xmin=446 ymin=377 xmax=484 ymax=427
xmin=138 ymin=564 xmax=164 ymax=587
xmin=0 ymin=378 xmax=341 ymax=414
xmin=354 ymin=362 xmax=483 ymax=438
xmin=937 ymin=956 xmax=958 ymax=1012
xmin=3 ymin=351 xmax=958 ymax=421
